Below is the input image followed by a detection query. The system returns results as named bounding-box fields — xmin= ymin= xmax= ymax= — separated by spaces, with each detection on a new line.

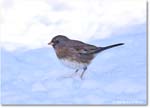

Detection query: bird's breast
xmin=54 ymin=46 xmax=93 ymax=69
xmin=59 ymin=58 xmax=88 ymax=69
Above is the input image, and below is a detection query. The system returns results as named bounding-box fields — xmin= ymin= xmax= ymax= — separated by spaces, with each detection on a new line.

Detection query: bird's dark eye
xmin=55 ymin=40 xmax=59 ymax=44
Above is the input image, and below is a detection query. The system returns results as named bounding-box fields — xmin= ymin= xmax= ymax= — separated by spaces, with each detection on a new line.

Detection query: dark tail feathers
xmin=101 ymin=43 xmax=124 ymax=51
xmin=94 ymin=43 xmax=124 ymax=54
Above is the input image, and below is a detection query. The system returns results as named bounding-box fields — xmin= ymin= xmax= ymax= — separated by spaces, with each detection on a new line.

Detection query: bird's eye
xmin=55 ymin=40 xmax=59 ymax=44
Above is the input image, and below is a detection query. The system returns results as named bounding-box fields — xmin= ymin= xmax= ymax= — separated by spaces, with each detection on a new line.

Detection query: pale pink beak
xmin=48 ymin=42 xmax=54 ymax=45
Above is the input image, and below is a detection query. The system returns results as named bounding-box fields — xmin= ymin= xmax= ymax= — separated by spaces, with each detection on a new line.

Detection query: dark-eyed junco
xmin=48 ymin=35 xmax=124 ymax=79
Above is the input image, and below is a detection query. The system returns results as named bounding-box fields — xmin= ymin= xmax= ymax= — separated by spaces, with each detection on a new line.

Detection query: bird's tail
xmin=94 ymin=43 xmax=124 ymax=54
xmin=101 ymin=43 xmax=124 ymax=51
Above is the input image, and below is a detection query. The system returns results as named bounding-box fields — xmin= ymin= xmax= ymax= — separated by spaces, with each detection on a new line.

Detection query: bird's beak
xmin=48 ymin=42 xmax=54 ymax=45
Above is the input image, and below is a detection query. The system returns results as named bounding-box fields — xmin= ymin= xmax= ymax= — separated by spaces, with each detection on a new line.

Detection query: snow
xmin=1 ymin=0 xmax=145 ymax=51
xmin=1 ymin=24 xmax=147 ymax=105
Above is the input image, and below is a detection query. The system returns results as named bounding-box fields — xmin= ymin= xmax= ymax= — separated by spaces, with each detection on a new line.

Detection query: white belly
xmin=59 ymin=59 xmax=88 ymax=69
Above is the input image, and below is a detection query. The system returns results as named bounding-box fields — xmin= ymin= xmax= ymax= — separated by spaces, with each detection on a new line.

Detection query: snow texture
xmin=1 ymin=24 xmax=147 ymax=105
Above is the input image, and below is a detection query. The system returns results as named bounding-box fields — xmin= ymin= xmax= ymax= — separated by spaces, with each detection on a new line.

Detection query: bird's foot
xmin=80 ymin=75 xmax=84 ymax=80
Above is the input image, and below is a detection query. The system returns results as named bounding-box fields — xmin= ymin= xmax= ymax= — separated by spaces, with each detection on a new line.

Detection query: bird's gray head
xmin=48 ymin=35 xmax=69 ymax=47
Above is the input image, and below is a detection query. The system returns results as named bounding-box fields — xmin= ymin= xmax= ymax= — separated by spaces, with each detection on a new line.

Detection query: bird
xmin=48 ymin=35 xmax=124 ymax=79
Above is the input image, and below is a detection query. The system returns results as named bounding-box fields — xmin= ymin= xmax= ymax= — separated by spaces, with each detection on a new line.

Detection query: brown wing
xmin=56 ymin=40 xmax=96 ymax=63
xmin=67 ymin=40 xmax=99 ymax=55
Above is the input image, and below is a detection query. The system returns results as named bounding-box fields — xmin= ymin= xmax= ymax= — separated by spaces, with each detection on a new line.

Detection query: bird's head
xmin=48 ymin=35 xmax=69 ymax=48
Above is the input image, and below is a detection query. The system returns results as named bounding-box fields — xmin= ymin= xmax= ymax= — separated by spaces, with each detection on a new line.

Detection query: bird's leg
xmin=70 ymin=69 xmax=79 ymax=77
xmin=75 ymin=69 xmax=79 ymax=73
xmin=80 ymin=67 xmax=87 ymax=79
